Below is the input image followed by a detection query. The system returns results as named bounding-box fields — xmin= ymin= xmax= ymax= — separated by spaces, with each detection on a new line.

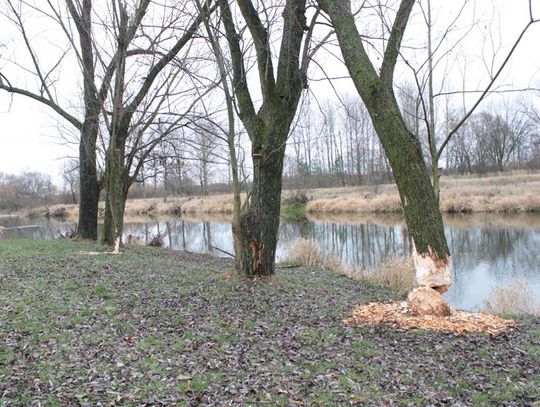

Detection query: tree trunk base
xmin=113 ymin=237 xmax=122 ymax=254
xmin=407 ymin=287 xmax=451 ymax=317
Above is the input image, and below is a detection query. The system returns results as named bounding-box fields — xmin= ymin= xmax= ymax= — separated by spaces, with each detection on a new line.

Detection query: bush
xmin=358 ymin=255 xmax=415 ymax=295
xmin=282 ymin=190 xmax=309 ymax=205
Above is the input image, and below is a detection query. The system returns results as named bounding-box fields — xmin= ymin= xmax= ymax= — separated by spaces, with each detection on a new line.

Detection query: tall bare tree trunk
xmin=320 ymin=0 xmax=451 ymax=292
xmin=78 ymin=126 xmax=100 ymax=240
xmin=101 ymin=139 xmax=129 ymax=250
xmin=69 ymin=0 xmax=101 ymax=240
xmin=236 ymin=110 xmax=293 ymax=275
xmin=218 ymin=0 xmax=308 ymax=276
xmin=199 ymin=5 xmax=244 ymax=271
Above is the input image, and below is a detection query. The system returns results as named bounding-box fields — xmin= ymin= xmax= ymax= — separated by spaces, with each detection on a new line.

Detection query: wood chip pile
xmin=344 ymin=301 xmax=515 ymax=335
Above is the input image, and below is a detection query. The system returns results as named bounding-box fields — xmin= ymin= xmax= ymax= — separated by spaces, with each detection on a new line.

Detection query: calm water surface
xmin=2 ymin=213 xmax=539 ymax=311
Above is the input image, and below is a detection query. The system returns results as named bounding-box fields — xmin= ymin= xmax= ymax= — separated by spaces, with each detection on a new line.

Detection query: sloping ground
xmin=0 ymin=240 xmax=539 ymax=405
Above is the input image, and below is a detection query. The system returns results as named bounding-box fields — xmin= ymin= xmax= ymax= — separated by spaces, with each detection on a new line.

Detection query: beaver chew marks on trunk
xmin=413 ymin=242 xmax=452 ymax=294
xmin=250 ymin=240 xmax=264 ymax=272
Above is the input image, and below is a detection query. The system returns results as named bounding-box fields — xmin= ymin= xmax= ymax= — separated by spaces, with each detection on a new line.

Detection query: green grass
xmin=280 ymin=202 xmax=307 ymax=219
xmin=0 ymin=239 xmax=539 ymax=405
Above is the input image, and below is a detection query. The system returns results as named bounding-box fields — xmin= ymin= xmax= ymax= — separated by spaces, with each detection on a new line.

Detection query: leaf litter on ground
xmin=0 ymin=239 xmax=538 ymax=406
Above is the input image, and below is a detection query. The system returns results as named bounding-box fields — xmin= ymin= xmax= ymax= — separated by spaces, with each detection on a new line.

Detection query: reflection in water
xmin=0 ymin=217 xmax=77 ymax=241
xmin=2 ymin=214 xmax=539 ymax=311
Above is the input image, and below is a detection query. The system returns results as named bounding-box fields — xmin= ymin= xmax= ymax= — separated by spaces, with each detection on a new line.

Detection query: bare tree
xmin=1 ymin=1 xmax=216 ymax=249
xmin=0 ymin=171 xmax=56 ymax=210
xmin=405 ymin=0 xmax=539 ymax=199
xmin=0 ymin=0 xmax=110 ymax=239
xmin=61 ymin=158 xmax=80 ymax=204
xmin=471 ymin=106 xmax=533 ymax=172
xmin=98 ymin=1 xmax=214 ymax=250
xmin=217 ymin=0 xmax=318 ymax=276
xmin=319 ymin=0 xmax=452 ymax=297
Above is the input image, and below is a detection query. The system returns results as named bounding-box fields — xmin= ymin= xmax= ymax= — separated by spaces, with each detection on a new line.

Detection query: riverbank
xmin=0 ymin=240 xmax=539 ymax=404
xmin=305 ymin=171 xmax=540 ymax=214
xmin=10 ymin=171 xmax=540 ymax=220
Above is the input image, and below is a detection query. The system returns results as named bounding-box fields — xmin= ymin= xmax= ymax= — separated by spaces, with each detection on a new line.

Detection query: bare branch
xmin=236 ymin=0 xmax=277 ymax=98
xmin=379 ymin=0 xmax=415 ymax=86
xmin=438 ymin=9 xmax=540 ymax=157
xmin=0 ymin=82 xmax=81 ymax=128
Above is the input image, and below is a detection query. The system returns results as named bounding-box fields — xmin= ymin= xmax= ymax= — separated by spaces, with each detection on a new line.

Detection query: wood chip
xmin=344 ymin=301 xmax=515 ymax=335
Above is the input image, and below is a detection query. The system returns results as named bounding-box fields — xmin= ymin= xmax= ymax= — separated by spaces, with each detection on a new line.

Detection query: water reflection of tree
xmin=447 ymin=227 xmax=539 ymax=279
xmin=303 ymin=221 xmax=407 ymax=268
xmin=0 ymin=218 xmax=76 ymax=240
xmin=11 ymin=218 xmax=539 ymax=280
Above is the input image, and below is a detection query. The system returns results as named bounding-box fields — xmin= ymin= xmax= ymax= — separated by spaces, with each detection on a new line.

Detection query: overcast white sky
xmin=1 ymin=0 xmax=539 ymax=186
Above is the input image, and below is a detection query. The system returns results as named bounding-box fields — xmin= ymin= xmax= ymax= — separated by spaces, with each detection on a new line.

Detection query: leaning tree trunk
xmin=320 ymin=0 xmax=451 ymax=293
xmin=237 ymin=134 xmax=287 ymax=276
xmin=369 ymin=91 xmax=451 ymax=292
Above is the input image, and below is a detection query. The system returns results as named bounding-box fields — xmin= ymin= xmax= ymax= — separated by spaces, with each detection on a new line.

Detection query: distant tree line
xmin=281 ymin=96 xmax=540 ymax=189
xmin=3 ymin=94 xmax=538 ymax=211
xmin=445 ymin=107 xmax=540 ymax=175
xmin=0 ymin=172 xmax=58 ymax=211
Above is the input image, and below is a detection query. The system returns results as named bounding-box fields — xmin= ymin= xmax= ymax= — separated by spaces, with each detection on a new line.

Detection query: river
xmin=2 ymin=213 xmax=539 ymax=311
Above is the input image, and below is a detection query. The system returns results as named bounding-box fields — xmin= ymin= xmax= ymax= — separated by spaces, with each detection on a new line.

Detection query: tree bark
xmin=77 ymin=128 xmax=100 ymax=240
xmin=101 ymin=141 xmax=129 ymax=250
xmin=218 ymin=0 xmax=307 ymax=276
xmin=368 ymin=90 xmax=451 ymax=291
xmin=236 ymin=109 xmax=291 ymax=276
xmin=320 ymin=0 xmax=451 ymax=292
xmin=67 ymin=0 xmax=101 ymax=240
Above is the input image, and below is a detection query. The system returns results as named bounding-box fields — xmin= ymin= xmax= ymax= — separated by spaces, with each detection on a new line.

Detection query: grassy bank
xmin=0 ymin=240 xmax=539 ymax=405
xmin=17 ymin=172 xmax=540 ymax=220
xmin=305 ymin=172 xmax=540 ymax=214
xmin=280 ymin=202 xmax=308 ymax=219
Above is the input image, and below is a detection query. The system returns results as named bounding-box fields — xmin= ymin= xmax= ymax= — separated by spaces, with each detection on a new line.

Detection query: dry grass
xmin=285 ymin=239 xmax=415 ymax=294
xmin=440 ymin=172 xmax=540 ymax=213
xmin=483 ymin=279 xmax=540 ymax=316
xmin=284 ymin=238 xmax=349 ymax=275
xmin=306 ymin=172 xmax=540 ymax=214
xmin=180 ymin=195 xmax=237 ymax=214
xmin=307 ymin=195 xmax=403 ymax=214
xmin=17 ymin=172 xmax=540 ymax=218
xmin=178 ymin=172 xmax=540 ymax=215
xmin=355 ymin=255 xmax=416 ymax=295
xmin=125 ymin=198 xmax=188 ymax=215
xmin=284 ymin=238 xmax=331 ymax=268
